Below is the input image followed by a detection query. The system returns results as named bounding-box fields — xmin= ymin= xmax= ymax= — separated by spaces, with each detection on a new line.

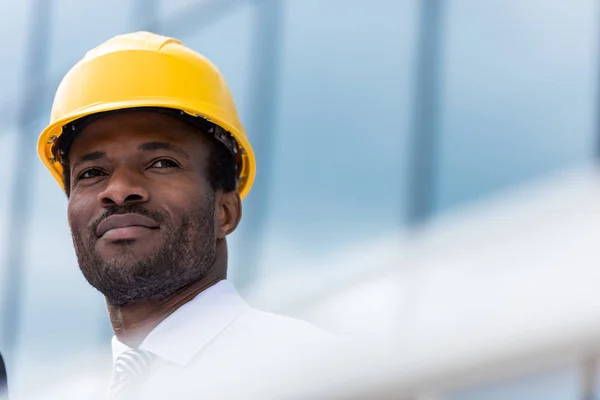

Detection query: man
xmin=0 ymin=351 xmax=6 ymax=400
xmin=37 ymin=31 xmax=330 ymax=399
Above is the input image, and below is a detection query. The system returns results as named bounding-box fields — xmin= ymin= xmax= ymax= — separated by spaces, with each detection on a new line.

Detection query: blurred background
xmin=2 ymin=0 xmax=600 ymax=399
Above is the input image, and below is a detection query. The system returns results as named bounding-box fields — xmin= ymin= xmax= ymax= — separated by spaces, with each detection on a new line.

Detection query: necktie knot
xmin=107 ymin=348 xmax=157 ymax=399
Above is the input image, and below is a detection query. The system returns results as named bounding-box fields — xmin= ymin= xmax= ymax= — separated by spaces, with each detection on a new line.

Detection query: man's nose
xmin=97 ymin=169 xmax=149 ymax=207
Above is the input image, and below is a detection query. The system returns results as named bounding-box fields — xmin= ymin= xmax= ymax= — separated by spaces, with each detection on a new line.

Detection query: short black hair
xmin=205 ymin=133 xmax=239 ymax=193
xmin=59 ymin=111 xmax=239 ymax=197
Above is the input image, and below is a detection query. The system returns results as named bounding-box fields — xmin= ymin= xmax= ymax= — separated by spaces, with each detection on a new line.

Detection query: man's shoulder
xmin=242 ymin=307 xmax=333 ymax=340
xmin=212 ymin=305 xmax=335 ymax=347
xmin=158 ymin=308 xmax=338 ymax=398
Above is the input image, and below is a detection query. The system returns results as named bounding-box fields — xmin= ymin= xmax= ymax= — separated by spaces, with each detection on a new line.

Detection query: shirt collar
xmin=111 ymin=279 xmax=250 ymax=367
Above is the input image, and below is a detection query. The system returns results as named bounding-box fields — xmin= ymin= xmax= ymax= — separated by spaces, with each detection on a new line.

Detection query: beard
xmin=71 ymin=196 xmax=216 ymax=307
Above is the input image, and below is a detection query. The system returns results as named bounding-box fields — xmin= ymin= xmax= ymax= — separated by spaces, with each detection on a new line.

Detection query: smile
xmin=96 ymin=213 xmax=160 ymax=239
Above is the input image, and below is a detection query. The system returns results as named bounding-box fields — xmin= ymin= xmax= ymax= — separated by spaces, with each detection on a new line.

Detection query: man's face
xmin=66 ymin=111 xmax=218 ymax=306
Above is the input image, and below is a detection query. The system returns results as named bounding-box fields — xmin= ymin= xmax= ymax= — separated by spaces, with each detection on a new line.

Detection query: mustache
xmin=90 ymin=204 xmax=166 ymax=236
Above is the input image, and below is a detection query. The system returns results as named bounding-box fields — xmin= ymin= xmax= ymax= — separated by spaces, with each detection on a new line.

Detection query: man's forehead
xmin=69 ymin=112 xmax=202 ymax=154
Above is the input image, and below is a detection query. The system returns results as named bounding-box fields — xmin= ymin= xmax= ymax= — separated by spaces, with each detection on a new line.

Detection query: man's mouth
xmin=96 ymin=213 xmax=160 ymax=238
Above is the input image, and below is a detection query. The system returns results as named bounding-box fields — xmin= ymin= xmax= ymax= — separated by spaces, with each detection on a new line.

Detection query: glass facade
xmin=0 ymin=0 xmax=598 ymax=398
xmin=435 ymin=0 xmax=598 ymax=212
xmin=260 ymin=0 xmax=417 ymax=256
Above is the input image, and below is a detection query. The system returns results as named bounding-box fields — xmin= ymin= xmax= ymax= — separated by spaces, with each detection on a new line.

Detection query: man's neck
xmin=108 ymin=247 xmax=228 ymax=348
xmin=108 ymin=276 xmax=223 ymax=347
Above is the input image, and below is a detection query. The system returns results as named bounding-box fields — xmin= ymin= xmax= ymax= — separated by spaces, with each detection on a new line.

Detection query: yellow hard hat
xmin=37 ymin=31 xmax=256 ymax=199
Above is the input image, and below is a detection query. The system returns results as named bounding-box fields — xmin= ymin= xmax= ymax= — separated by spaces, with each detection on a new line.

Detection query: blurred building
xmin=0 ymin=0 xmax=599 ymax=399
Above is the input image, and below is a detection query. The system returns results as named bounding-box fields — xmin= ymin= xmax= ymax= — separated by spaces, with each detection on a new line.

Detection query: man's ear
xmin=215 ymin=191 xmax=242 ymax=239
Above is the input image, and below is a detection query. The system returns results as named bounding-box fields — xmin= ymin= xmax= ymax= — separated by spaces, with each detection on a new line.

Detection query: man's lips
xmin=95 ymin=213 xmax=160 ymax=238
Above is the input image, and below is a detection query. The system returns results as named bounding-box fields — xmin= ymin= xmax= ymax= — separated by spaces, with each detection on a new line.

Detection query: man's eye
xmin=151 ymin=159 xmax=179 ymax=169
xmin=79 ymin=168 xmax=105 ymax=180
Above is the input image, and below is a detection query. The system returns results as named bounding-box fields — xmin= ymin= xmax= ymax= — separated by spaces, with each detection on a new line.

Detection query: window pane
xmin=159 ymin=0 xmax=212 ymax=21
xmin=0 ymin=0 xmax=34 ymax=131
xmin=0 ymin=1 xmax=30 ymax=107
xmin=435 ymin=0 xmax=598 ymax=213
xmin=47 ymin=0 xmax=135 ymax=79
xmin=255 ymin=0 xmax=417 ymax=275
xmin=0 ymin=131 xmax=18 ymax=259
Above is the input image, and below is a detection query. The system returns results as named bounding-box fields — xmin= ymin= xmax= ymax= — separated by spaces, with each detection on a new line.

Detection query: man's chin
xmin=90 ymin=269 xmax=200 ymax=307
xmin=95 ymin=237 xmax=162 ymax=259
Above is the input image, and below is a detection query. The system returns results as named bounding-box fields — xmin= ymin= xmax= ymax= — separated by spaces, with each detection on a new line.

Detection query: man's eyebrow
xmin=138 ymin=142 xmax=189 ymax=159
xmin=72 ymin=151 xmax=106 ymax=171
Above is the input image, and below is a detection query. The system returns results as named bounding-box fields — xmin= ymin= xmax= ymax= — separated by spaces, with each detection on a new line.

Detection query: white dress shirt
xmin=110 ymin=279 xmax=333 ymax=399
